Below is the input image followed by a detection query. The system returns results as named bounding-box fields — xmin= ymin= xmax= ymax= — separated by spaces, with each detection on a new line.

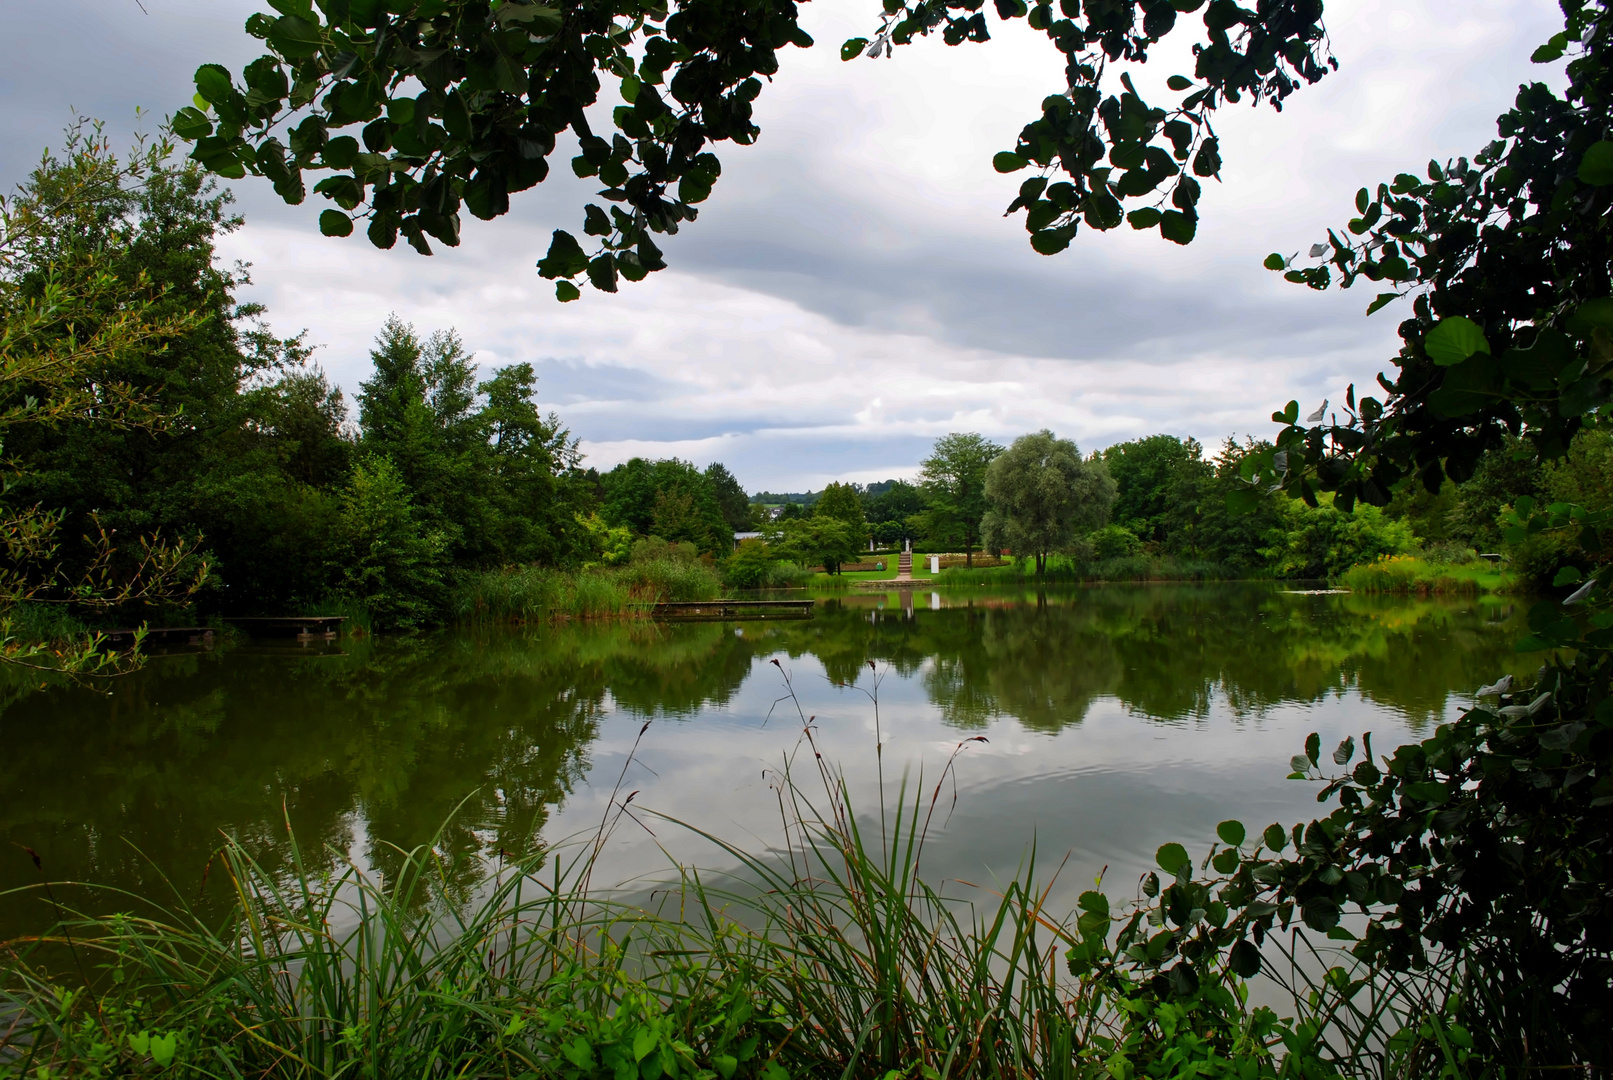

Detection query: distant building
xmin=733 ymin=531 xmax=763 ymax=549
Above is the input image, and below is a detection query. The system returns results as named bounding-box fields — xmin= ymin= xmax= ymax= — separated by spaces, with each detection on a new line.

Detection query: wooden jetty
xmin=100 ymin=626 xmax=215 ymax=650
xmin=227 ymin=616 xmax=347 ymax=640
xmin=652 ymin=599 xmax=814 ymax=621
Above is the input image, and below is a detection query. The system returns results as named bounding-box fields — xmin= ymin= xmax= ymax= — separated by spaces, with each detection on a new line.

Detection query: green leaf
xmin=841 ymin=37 xmax=870 ymax=60
xmin=268 ymin=14 xmax=325 ymax=58
xmin=1578 ymin=141 xmax=1613 ymax=185
xmin=1332 ymin=736 xmax=1355 ymax=765
xmin=1568 ymin=297 xmax=1613 ymax=332
xmin=1216 ymin=820 xmax=1246 ymax=846
xmin=170 ymin=107 xmax=213 ymax=141
xmin=1159 ymin=209 xmax=1196 ymax=245
xmin=1263 ymin=253 xmax=1286 ymax=271
xmin=556 ymin=280 xmax=581 ymax=302
xmin=194 ymin=64 xmax=236 ymax=106
xmin=1228 ymin=939 xmax=1261 ymax=978
xmin=1305 ymin=732 xmax=1320 ymax=765
xmin=1365 ymin=292 xmax=1400 ymax=315
xmin=993 ymin=151 xmax=1028 ymax=173
xmin=1127 ymin=207 xmax=1162 ymax=229
xmin=538 ymin=230 xmax=590 ymax=279
xmin=633 ymin=1026 xmax=658 ymax=1062
xmin=1424 ymin=316 xmax=1491 ymax=366
xmin=1155 ymin=842 xmax=1189 ymax=874
xmin=1531 ymin=31 xmax=1569 ymax=62
xmin=1263 ymin=823 xmax=1287 ymax=851
xmin=319 ymin=209 xmax=354 ymax=236
xmin=1077 ymin=890 xmax=1109 ymax=916
xmin=1211 ymin=848 xmax=1239 ymax=874
xmin=322 ymin=136 xmax=358 ymax=168
xmin=1166 ymin=75 xmax=1193 ymax=91
xmin=1225 ymin=488 xmax=1260 ymax=515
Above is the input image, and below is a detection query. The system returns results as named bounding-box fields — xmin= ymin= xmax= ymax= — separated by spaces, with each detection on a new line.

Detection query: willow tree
xmin=981 ymin=430 xmax=1114 ymax=575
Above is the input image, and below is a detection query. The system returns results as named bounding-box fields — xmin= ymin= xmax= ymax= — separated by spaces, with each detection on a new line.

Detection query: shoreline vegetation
xmin=0 ymin=678 xmax=1518 ymax=1079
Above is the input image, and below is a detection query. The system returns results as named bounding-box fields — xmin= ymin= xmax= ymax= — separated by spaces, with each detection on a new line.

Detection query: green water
xmin=0 ymin=584 xmax=1531 ymax=938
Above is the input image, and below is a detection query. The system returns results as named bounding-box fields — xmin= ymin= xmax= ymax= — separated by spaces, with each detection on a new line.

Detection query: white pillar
xmin=928 ymin=555 xmax=939 ymax=574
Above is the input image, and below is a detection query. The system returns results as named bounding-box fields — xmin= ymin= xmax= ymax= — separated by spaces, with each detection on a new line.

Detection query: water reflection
xmin=0 ymin=585 xmax=1527 ymax=939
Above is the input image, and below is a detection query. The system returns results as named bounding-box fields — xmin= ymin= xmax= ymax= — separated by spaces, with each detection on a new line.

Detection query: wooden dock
xmin=652 ymin=599 xmax=814 ymax=621
xmin=100 ymin=626 xmax=215 ymax=650
xmin=227 ymin=616 xmax=347 ymax=640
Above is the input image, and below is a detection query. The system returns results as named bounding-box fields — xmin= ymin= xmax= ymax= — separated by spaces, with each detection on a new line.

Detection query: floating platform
xmin=651 ymin=599 xmax=814 ymax=621
xmin=227 ymin=616 xmax=347 ymax=640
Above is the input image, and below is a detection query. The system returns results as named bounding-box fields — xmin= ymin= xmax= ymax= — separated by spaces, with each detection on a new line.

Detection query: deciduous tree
xmin=981 ymin=430 xmax=1114 ymax=575
xmin=919 ymin=433 xmax=1002 ymax=566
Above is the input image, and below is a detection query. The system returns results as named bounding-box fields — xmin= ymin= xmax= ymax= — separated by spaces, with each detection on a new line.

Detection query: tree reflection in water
xmin=0 ymin=585 xmax=1528 ymax=938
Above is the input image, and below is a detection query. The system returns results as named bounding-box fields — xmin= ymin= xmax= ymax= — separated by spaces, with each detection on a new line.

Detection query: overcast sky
xmin=0 ymin=0 xmax=1568 ymax=492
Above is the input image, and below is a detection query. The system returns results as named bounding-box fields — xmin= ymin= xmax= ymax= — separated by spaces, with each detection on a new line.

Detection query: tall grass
xmin=454 ymin=557 xmax=724 ymax=624
xmin=0 ymin=668 xmax=1477 ymax=1080
xmin=1337 ymin=555 xmax=1506 ymax=595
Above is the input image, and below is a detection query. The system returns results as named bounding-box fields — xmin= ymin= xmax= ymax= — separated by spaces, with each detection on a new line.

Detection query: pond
xmin=0 ymin=583 xmax=1532 ymax=940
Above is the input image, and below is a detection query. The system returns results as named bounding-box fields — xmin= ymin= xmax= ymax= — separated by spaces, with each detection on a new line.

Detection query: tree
xmin=980 ymin=431 xmax=1114 ymax=576
xmin=600 ymin=457 xmax=732 ymax=554
xmin=919 ymin=433 xmax=1002 ymax=566
xmin=812 ymin=481 xmax=867 ymax=545
xmin=187 ymin=2 xmax=1337 ymax=296
xmin=333 ymin=456 xmax=448 ymax=630
xmin=1101 ymin=434 xmax=1207 ymax=546
xmin=769 ymin=516 xmax=859 ymax=575
xmin=1219 ymin=6 xmax=1613 ymax=1066
xmin=704 ymin=462 xmax=752 ymax=532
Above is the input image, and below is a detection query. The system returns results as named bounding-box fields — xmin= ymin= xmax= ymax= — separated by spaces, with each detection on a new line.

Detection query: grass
xmin=933 ymin=554 xmax=1236 ymax=586
xmin=1337 ymin=555 xmax=1515 ymax=595
xmin=454 ymin=558 xmax=725 ymax=623
xmin=0 ymin=667 xmax=1487 ymax=1080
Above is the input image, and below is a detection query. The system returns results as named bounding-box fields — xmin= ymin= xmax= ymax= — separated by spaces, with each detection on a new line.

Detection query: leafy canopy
xmin=181 ymin=0 xmax=1335 ymax=297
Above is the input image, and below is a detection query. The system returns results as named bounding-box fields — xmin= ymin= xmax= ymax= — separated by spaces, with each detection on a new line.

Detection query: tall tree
xmin=600 ymin=458 xmax=732 ymax=554
xmin=704 ymin=462 xmax=752 ymax=532
xmin=1101 ymin=434 xmax=1207 ymax=546
xmin=812 ymin=481 xmax=867 ymax=545
xmin=981 ymin=431 xmax=1115 ymax=576
xmin=919 ymin=433 xmax=1002 ymax=566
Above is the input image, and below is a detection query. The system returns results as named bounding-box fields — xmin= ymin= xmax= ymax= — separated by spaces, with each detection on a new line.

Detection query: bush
xmin=1261 ymin=497 xmax=1416 ymax=580
xmin=1338 ymin=554 xmax=1486 ymax=595
xmin=1091 ymin=523 xmax=1143 ymax=560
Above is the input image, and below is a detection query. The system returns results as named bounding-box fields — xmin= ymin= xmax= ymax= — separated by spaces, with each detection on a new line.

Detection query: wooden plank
xmin=227 ymin=616 xmax=347 ymax=638
xmin=652 ymin=599 xmax=814 ymax=620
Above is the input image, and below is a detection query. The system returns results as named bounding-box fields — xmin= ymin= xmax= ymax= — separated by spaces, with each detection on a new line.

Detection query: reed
xmin=453 ymin=558 xmax=724 ymax=624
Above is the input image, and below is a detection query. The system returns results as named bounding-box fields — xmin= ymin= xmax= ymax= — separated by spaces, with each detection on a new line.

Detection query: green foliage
xmin=981 ymin=430 xmax=1115 ymax=575
xmin=183 ymin=0 xmax=815 ymax=298
xmin=1091 ymin=523 xmax=1143 ymax=560
xmin=602 ymin=458 xmax=734 ymax=555
xmin=1337 ymin=555 xmax=1503 ymax=596
xmin=192 ymin=0 xmax=1339 ymax=292
xmin=1101 ymin=435 xmax=1208 ymax=546
xmin=333 ymin=456 xmax=449 ymax=629
xmin=724 ymin=538 xmax=808 ymax=589
xmin=918 ymin=432 xmax=1001 ymax=562
xmin=812 ymin=481 xmax=867 ymax=540
xmin=768 ymin=516 xmax=861 ymax=575
xmin=705 ymin=463 xmax=753 ymax=532
xmin=1251 ymin=1 xmax=1613 ymax=509
xmin=1260 ymin=497 xmax=1416 ymax=581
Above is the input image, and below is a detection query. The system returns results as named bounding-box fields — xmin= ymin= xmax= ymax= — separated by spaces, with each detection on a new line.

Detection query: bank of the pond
xmin=453 ymin=557 xmax=726 ymax=622
xmin=0 ymin=770 xmax=1403 ymax=1080
xmin=1337 ymin=554 xmax=1517 ymax=595
xmin=819 ymin=553 xmax=1243 ymax=587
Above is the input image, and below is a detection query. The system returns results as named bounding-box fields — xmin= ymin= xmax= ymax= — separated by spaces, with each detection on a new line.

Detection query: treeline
xmin=745 ymin=427 xmax=1613 ymax=585
xmin=7 ymin=142 xmax=1606 ymax=641
xmin=0 ymin=143 xmax=764 ymax=633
